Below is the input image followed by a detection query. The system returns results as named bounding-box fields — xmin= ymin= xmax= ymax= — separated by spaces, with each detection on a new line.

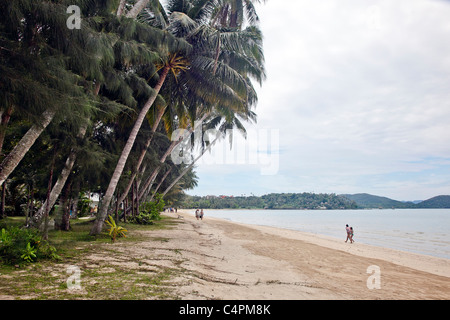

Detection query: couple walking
xmin=345 ymin=224 xmax=355 ymax=243
xmin=195 ymin=209 xmax=204 ymax=220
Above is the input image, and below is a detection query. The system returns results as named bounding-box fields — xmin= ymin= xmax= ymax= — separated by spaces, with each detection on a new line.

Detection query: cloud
xmin=190 ymin=0 xmax=450 ymax=200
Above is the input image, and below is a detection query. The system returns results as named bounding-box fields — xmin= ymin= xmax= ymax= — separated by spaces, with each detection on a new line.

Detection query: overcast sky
xmin=187 ymin=0 xmax=450 ymax=201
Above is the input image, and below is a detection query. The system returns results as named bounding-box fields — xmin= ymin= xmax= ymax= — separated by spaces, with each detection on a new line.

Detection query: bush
xmin=0 ymin=226 xmax=60 ymax=264
xmin=131 ymin=195 xmax=165 ymax=225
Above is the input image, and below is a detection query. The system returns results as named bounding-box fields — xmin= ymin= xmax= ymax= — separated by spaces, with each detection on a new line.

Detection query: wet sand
xmin=166 ymin=210 xmax=450 ymax=299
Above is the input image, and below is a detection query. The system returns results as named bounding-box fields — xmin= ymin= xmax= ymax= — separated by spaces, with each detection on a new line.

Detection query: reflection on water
xmin=186 ymin=209 xmax=450 ymax=259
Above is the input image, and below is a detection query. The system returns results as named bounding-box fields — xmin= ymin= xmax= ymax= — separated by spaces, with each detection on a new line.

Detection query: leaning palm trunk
xmin=119 ymin=113 xmax=207 ymax=208
xmin=90 ymin=66 xmax=170 ymax=235
xmin=30 ymin=123 xmax=88 ymax=227
xmin=137 ymin=113 xmax=209 ymax=201
xmin=117 ymin=0 xmax=127 ymax=16
xmin=114 ymin=105 xmax=167 ymax=210
xmin=125 ymin=0 xmax=150 ymax=18
xmin=161 ymin=134 xmax=221 ymax=199
xmin=149 ymin=167 xmax=172 ymax=202
xmin=0 ymin=109 xmax=56 ymax=185
xmin=0 ymin=105 xmax=14 ymax=155
xmin=136 ymin=136 xmax=182 ymax=201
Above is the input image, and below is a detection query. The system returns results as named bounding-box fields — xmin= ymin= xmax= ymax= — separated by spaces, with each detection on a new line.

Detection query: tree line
xmin=182 ymin=193 xmax=358 ymax=210
xmin=0 ymin=0 xmax=267 ymax=236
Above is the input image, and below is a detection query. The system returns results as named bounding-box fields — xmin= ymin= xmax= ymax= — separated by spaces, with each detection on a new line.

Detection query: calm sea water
xmin=185 ymin=208 xmax=450 ymax=259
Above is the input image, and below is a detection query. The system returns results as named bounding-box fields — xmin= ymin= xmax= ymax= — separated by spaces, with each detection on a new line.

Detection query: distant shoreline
xmin=180 ymin=207 xmax=450 ymax=211
xmin=181 ymin=193 xmax=450 ymax=210
xmin=180 ymin=208 xmax=450 ymax=260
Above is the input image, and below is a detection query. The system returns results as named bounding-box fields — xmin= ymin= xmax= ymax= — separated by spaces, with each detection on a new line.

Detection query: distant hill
xmin=416 ymin=195 xmax=450 ymax=208
xmin=341 ymin=193 xmax=415 ymax=209
xmin=182 ymin=193 xmax=358 ymax=210
xmin=182 ymin=193 xmax=450 ymax=210
xmin=341 ymin=193 xmax=450 ymax=209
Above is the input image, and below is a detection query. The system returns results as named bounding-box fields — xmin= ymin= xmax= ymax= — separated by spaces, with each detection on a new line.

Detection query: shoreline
xmin=180 ymin=208 xmax=450 ymax=261
xmin=2 ymin=210 xmax=448 ymax=300
xmin=180 ymin=210 xmax=450 ymax=277
xmin=169 ymin=210 xmax=450 ymax=299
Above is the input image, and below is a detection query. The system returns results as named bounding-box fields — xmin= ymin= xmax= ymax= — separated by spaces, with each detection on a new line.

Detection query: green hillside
xmin=340 ymin=193 xmax=416 ymax=209
xmin=182 ymin=193 xmax=358 ymax=210
xmin=416 ymin=195 xmax=450 ymax=208
xmin=182 ymin=193 xmax=450 ymax=210
xmin=341 ymin=194 xmax=450 ymax=209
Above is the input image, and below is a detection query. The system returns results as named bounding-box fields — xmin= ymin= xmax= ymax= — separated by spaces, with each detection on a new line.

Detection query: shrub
xmin=105 ymin=215 xmax=128 ymax=242
xmin=131 ymin=195 xmax=165 ymax=225
xmin=0 ymin=226 xmax=60 ymax=264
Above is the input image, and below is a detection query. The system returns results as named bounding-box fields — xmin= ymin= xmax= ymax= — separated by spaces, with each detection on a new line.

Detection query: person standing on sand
xmin=345 ymin=224 xmax=351 ymax=242
xmin=200 ymin=209 xmax=204 ymax=220
xmin=195 ymin=209 xmax=199 ymax=220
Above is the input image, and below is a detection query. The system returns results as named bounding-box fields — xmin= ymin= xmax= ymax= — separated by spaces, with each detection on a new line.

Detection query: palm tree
xmin=90 ymin=53 xmax=190 ymax=235
xmin=29 ymin=122 xmax=89 ymax=227
xmin=161 ymin=104 xmax=257 ymax=199
xmin=0 ymin=0 xmax=117 ymax=185
xmin=22 ymin=2 xmax=170 ymax=228
xmin=91 ymin=0 xmax=266 ymax=234
xmin=210 ymin=0 xmax=267 ymax=28
xmin=137 ymin=0 xmax=266 ymax=201
xmin=110 ymin=0 xmax=264 ymax=211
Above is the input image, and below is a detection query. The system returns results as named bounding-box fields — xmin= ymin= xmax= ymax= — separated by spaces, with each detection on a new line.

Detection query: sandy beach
xmin=1 ymin=210 xmax=449 ymax=300
xmin=158 ymin=210 xmax=450 ymax=300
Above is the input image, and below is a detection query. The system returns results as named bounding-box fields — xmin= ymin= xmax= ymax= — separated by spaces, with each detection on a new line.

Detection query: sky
xmin=186 ymin=0 xmax=450 ymax=201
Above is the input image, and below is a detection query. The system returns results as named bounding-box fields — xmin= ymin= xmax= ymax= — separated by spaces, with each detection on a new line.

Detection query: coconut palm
xmin=136 ymin=0 xmax=265 ymax=201
xmin=0 ymin=0 xmax=119 ymax=185
xmin=210 ymin=0 xmax=267 ymax=28
xmin=91 ymin=0 xmax=266 ymax=233
xmin=90 ymin=51 xmax=192 ymax=235
xmin=161 ymin=104 xmax=257 ymax=199
xmin=110 ymin=0 xmax=265 ymax=209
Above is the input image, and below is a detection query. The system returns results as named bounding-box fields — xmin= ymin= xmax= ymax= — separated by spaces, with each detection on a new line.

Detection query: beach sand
xmin=160 ymin=210 xmax=450 ymax=300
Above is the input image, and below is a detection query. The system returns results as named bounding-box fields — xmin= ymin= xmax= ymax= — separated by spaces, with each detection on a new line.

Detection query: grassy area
xmin=0 ymin=215 xmax=185 ymax=300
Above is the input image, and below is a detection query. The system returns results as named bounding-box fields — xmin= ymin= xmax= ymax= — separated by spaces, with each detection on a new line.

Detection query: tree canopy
xmin=0 ymin=0 xmax=266 ymax=236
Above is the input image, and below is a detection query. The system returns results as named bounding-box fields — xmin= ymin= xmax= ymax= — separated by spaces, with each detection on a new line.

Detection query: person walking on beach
xmin=345 ymin=224 xmax=351 ymax=242
xmin=195 ymin=209 xmax=200 ymax=220
xmin=349 ymin=227 xmax=355 ymax=243
xmin=200 ymin=209 xmax=204 ymax=220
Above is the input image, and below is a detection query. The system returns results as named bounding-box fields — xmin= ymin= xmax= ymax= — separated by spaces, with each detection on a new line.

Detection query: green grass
xmin=0 ymin=215 xmax=184 ymax=300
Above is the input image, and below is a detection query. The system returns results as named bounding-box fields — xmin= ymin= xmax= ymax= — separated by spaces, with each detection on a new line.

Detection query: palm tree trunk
xmin=213 ymin=35 xmax=221 ymax=75
xmin=149 ymin=167 xmax=172 ymax=201
xmin=25 ymin=184 xmax=34 ymax=226
xmin=136 ymin=134 xmax=185 ymax=202
xmin=59 ymin=177 xmax=72 ymax=231
xmin=126 ymin=0 xmax=150 ymax=19
xmin=90 ymin=66 xmax=170 ymax=235
xmin=114 ymin=106 xmax=163 ymax=210
xmin=137 ymin=167 xmax=160 ymax=204
xmin=0 ymin=109 xmax=56 ymax=185
xmin=117 ymin=0 xmax=127 ymax=16
xmin=0 ymin=105 xmax=14 ymax=156
xmin=0 ymin=181 xmax=5 ymax=219
xmin=71 ymin=193 xmax=79 ymax=219
xmin=162 ymin=134 xmax=221 ymax=199
xmin=131 ymin=179 xmax=135 ymax=217
xmin=42 ymin=150 xmax=56 ymax=241
xmin=30 ymin=123 xmax=88 ymax=227
xmin=118 ymin=112 xmax=206 ymax=208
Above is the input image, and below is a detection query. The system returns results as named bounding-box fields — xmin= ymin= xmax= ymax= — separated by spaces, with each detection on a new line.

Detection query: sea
xmin=185 ymin=208 xmax=450 ymax=259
